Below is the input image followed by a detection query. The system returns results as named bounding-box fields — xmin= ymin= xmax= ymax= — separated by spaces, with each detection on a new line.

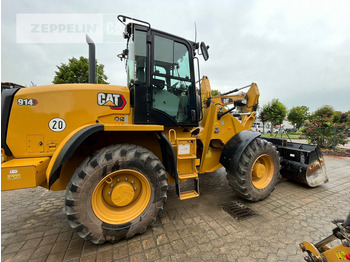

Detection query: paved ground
xmin=2 ymin=156 xmax=350 ymax=262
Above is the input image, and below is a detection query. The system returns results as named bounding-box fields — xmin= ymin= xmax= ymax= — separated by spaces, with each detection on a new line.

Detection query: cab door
xmin=132 ymin=28 xmax=198 ymax=127
xmin=151 ymin=34 xmax=197 ymax=126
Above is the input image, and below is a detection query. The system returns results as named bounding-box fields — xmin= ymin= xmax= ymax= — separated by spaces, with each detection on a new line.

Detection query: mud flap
xmin=264 ymin=137 xmax=328 ymax=187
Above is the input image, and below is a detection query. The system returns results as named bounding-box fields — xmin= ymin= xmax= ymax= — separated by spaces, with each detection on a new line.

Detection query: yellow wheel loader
xmin=1 ymin=15 xmax=328 ymax=244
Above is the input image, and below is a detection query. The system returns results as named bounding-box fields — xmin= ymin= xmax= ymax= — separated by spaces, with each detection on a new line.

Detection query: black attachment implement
xmin=264 ymin=137 xmax=328 ymax=187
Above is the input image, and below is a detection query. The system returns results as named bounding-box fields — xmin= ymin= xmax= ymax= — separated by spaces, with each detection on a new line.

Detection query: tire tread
xmin=65 ymin=144 xmax=168 ymax=244
xmin=226 ymin=138 xmax=280 ymax=202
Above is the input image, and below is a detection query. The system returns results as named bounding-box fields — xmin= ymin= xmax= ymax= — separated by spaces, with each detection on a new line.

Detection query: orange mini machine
xmin=300 ymin=213 xmax=350 ymax=262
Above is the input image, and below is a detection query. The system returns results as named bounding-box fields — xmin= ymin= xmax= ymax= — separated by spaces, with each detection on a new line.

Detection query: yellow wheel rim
xmin=251 ymin=154 xmax=274 ymax=189
xmin=92 ymin=169 xmax=151 ymax=224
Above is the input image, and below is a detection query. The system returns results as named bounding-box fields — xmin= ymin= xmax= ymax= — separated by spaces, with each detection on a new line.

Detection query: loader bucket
xmin=263 ymin=137 xmax=328 ymax=187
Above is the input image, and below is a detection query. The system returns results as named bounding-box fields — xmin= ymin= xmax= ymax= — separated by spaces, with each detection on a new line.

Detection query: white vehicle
xmin=251 ymin=122 xmax=263 ymax=133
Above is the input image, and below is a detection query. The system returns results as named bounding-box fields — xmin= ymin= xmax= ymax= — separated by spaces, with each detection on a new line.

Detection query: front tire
xmin=65 ymin=144 xmax=168 ymax=244
xmin=226 ymin=138 xmax=280 ymax=201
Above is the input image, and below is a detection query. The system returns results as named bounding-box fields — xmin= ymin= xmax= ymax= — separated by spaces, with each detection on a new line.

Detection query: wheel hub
xmin=92 ymin=169 xmax=151 ymax=224
xmin=251 ymin=154 xmax=274 ymax=189
xmin=253 ymin=163 xmax=266 ymax=179
xmin=110 ymin=181 xmax=135 ymax=207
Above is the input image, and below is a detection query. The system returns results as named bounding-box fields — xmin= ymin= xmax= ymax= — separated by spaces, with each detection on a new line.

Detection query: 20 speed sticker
xmin=17 ymin=98 xmax=38 ymax=106
xmin=49 ymin=118 xmax=66 ymax=132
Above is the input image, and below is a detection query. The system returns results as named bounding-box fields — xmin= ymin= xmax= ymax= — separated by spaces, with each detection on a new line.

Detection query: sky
xmin=1 ymin=0 xmax=350 ymax=112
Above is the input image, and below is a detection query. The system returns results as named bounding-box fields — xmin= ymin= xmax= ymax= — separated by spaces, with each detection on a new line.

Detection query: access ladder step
xmin=176 ymin=176 xmax=200 ymax=200
xmin=178 ymin=173 xmax=198 ymax=180
xmin=179 ymin=190 xmax=199 ymax=200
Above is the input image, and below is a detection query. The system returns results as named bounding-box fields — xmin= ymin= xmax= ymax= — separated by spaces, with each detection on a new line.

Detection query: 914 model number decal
xmin=17 ymin=98 xmax=38 ymax=106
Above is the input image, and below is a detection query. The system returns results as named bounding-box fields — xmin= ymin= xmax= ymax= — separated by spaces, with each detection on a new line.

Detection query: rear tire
xmin=226 ymin=138 xmax=280 ymax=201
xmin=65 ymin=144 xmax=168 ymax=244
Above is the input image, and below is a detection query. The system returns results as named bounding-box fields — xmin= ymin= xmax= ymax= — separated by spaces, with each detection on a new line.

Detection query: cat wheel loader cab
xmin=1 ymin=15 xmax=328 ymax=244
xmin=122 ymin=20 xmax=200 ymax=126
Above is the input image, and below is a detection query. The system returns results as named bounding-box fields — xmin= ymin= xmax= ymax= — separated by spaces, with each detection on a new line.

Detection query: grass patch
xmin=260 ymin=133 xmax=300 ymax=139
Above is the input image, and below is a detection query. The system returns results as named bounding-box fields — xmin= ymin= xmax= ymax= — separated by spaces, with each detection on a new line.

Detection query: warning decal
xmin=97 ymin=93 xmax=126 ymax=110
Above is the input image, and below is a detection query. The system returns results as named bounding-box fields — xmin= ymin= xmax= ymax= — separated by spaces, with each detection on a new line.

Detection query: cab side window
xmin=127 ymin=30 xmax=147 ymax=88
xmin=152 ymin=35 xmax=192 ymax=123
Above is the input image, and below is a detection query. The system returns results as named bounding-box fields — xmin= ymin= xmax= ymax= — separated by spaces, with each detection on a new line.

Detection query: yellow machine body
xmin=1 ymin=77 xmax=259 ymax=193
xmin=6 ymin=84 xmax=130 ymax=158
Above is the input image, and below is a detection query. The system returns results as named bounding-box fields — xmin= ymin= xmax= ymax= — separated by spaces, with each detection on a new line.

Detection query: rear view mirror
xmin=200 ymin=42 xmax=209 ymax=61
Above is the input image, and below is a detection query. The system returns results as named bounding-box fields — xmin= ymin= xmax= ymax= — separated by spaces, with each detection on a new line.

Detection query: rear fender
xmin=219 ymin=130 xmax=261 ymax=172
xmin=47 ymin=124 xmax=104 ymax=187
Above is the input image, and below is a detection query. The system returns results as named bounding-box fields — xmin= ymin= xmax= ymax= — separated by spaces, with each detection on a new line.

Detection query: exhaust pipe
xmin=86 ymin=34 xmax=96 ymax=84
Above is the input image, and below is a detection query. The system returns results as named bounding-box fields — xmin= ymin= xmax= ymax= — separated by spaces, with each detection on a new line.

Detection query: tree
xmin=340 ymin=111 xmax=349 ymax=125
xmin=302 ymin=107 xmax=350 ymax=149
xmin=302 ymin=114 xmax=349 ymax=149
xmin=53 ymin=56 xmax=109 ymax=84
xmin=311 ymin=105 xmax=334 ymax=119
xmin=332 ymin=111 xmax=342 ymax=124
xmin=344 ymin=111 xmax=350 ymax=126
xmin=211 ymin=89 xmax=221 ymax=96
xmin=287 ymin=106 xmax=309 ymax=129
xmin=259 ymin=110 xmax=267 ymax=133
xmin=263 ymin=99 xmax=287 ymax=135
